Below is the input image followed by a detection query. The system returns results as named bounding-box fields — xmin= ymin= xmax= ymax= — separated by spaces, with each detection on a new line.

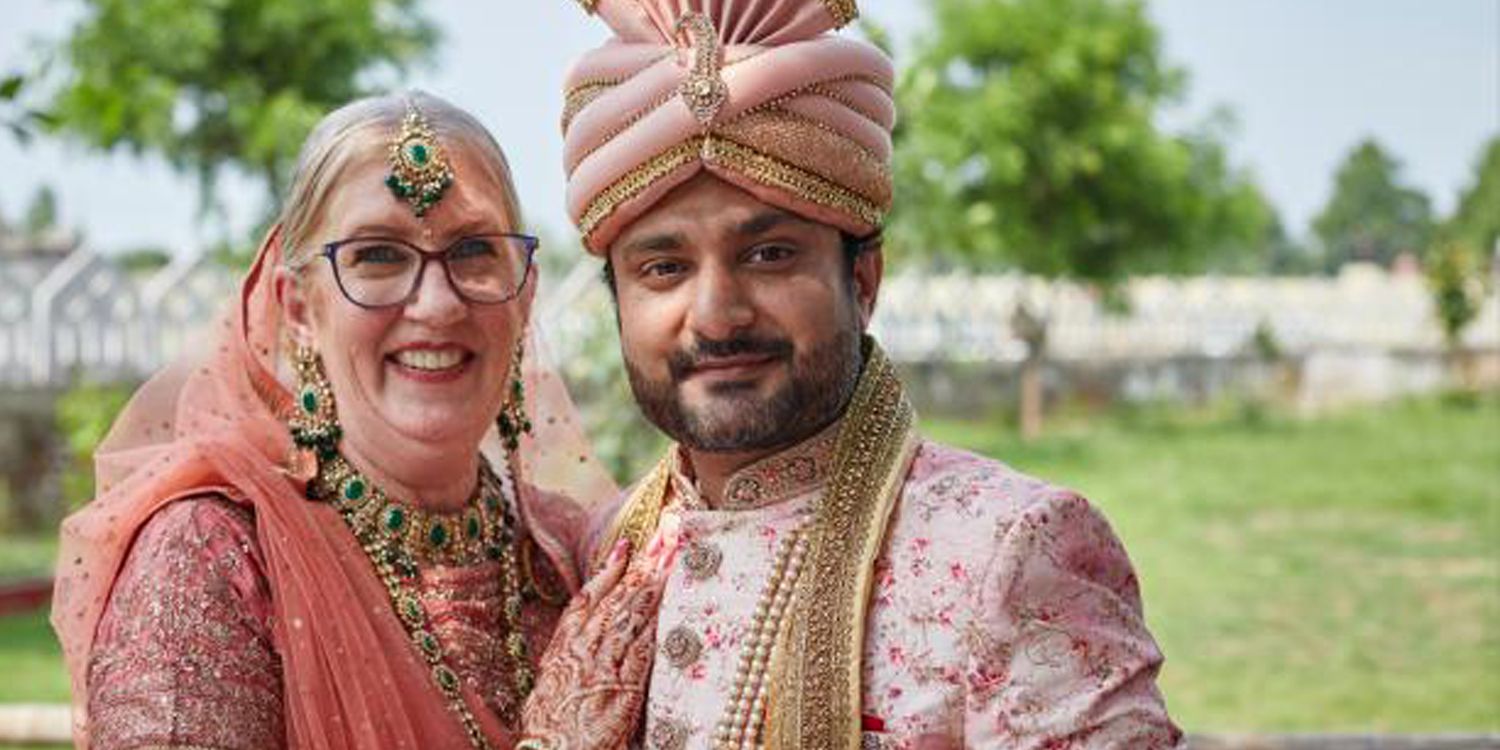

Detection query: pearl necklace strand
xmin=712 ymin=522 xmax=813 ymax=749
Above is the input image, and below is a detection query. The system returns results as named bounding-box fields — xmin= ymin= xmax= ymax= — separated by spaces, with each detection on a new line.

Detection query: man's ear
xmin=274 ymin=266 xmax=318 ymax=348
xmin=853 ymin=241 xmax=884 ymax=328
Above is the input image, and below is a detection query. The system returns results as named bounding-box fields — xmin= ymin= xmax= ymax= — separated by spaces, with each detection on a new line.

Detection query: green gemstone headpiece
xmin=385 ymin=102 xmax=454 ymax=216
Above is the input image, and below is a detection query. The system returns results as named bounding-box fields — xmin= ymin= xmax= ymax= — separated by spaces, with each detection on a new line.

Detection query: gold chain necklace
xmin=307 ymin=452 xmax=534 ymax=745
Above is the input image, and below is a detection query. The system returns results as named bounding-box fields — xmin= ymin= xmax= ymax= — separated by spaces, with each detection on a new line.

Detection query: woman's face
xmin=279 ymin=145 xmax=533 ymax=455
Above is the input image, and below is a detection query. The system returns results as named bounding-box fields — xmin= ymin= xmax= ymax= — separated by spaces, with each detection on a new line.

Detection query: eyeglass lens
xmin=332 ymin=235 xmax=532 ymax=307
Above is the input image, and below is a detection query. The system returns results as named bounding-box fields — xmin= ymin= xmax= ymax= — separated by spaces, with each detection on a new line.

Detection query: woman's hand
xmin=518 ymin=530 xmax=678 ymax=749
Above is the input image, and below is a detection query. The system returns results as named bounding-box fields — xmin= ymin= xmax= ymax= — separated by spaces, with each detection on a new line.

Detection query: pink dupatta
xmin=52 ymin=226 xmax=615 ymax=748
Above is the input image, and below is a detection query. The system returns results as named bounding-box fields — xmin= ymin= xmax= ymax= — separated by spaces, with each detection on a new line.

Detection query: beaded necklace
xmin=712 ymin=522 xmax=813 ymax=749
xmin=306 ymin=452 xmax=534 ymax=747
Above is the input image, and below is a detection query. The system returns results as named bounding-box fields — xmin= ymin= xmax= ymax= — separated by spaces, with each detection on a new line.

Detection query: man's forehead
xmin=614 ymin=179 xmax=832 ymax=252
xmin=612 ymin=206 xmax=816 ymax=256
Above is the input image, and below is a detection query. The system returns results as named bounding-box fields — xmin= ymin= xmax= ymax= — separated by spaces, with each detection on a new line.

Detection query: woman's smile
xmin=387 ymin=342 xmax=476 ymax=382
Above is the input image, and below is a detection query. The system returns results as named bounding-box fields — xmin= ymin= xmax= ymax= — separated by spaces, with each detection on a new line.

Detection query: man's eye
xmin=746 ymin=244 xmax=796 ymax=264
xmin=641 ymin=260 xmax=686 ymax=278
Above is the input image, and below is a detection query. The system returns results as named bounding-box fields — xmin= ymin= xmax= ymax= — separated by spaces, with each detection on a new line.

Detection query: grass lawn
xmin=0 ymin=394 xmax=1494 ymax=735
xmin=0 ymin=534 xmax=58 ymax=581
xmin=924 ymin=393 xmax=1500 ymax=732
xmin=0 ymin=609 xmax=69 ymax=703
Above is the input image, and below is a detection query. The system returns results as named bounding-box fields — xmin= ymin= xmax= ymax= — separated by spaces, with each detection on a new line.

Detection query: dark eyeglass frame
xmin=316 ymin=232 xmax=540 ymax=309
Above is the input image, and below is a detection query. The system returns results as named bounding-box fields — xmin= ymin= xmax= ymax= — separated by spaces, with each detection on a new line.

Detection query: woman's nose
xmin=403 ymin=260 xmax=468 ymax=325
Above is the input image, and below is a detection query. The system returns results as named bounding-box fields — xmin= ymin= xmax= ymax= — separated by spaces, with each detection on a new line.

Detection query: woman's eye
xmin=350 ymin=244 xmax=410 ymax=266
xmin=449 ymin=238 xmax=497 ymax=259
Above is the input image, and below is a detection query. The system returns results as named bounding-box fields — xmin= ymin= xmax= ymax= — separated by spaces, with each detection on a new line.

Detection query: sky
xmin=0 ymin=0 xmax=1495 ymax=257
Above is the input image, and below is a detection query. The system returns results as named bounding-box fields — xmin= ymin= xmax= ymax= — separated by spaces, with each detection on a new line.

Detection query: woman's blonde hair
xmin=277 ymin=89 xmax=524 ymax=267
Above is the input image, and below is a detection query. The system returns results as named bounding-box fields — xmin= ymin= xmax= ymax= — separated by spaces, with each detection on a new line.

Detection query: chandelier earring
xmin=289 ymin=344 xmax=342 ymax=474
xmin=496 ymin=337 xmax=532 ymax=452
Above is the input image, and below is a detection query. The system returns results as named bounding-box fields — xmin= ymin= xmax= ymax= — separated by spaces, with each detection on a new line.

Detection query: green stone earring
xmin=288 ymin=345 xmax=342 ymax=477
xmin=496 ymin=338 xmax=532 ymax=452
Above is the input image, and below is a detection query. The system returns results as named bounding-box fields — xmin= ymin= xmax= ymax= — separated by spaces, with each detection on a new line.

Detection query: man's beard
xmin=625 ymin=325 xmax=864 ymax=453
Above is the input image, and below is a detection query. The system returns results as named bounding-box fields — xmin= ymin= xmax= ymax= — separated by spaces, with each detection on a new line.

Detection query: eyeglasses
xmin=315 ymin=233 xmax=538 ymax=309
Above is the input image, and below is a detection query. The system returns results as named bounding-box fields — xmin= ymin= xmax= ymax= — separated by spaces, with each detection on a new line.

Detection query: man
xmin=557 ymin=1 xmax=1182 ymax=747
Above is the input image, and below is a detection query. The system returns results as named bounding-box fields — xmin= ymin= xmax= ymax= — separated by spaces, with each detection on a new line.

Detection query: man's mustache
xmin=667 ymin=336 xmax=794 ymax=380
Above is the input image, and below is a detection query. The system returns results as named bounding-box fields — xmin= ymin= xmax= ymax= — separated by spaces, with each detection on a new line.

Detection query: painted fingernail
xmin=656 ymin=539 xmax=680 ymax=576
xmin=611 ymin=538 xmax=630 ymax=562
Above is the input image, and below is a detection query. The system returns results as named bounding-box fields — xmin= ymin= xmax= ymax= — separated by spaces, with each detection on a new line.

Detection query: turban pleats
xmin=562 ymin=0 xmax=893 ymax=252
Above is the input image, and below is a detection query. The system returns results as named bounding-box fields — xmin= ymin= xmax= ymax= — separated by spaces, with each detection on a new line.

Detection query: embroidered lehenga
xmin=51 ymin=226 xmax=615 ymax=749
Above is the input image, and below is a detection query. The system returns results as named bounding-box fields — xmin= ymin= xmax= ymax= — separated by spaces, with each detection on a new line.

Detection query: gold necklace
xmin=307 ymin=453 xmax=534 ymax=745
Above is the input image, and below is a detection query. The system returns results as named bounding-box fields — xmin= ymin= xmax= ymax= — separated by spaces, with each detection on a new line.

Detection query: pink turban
xmin=561 ymin=0 xmax=894 ymax=254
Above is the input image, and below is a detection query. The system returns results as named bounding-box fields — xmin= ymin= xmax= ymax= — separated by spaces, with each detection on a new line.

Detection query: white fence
xmin=1 ymin=254 xmax=237 ymax=386
xmin=2 ymin=252 xmax=1497 ymax=389
xmin=869 ymin=265 xmax=1500 ymax=363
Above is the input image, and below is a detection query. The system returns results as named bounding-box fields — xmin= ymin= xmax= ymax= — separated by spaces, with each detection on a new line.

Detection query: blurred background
xmin=0 ymin=0 xmax=1496 ymax=747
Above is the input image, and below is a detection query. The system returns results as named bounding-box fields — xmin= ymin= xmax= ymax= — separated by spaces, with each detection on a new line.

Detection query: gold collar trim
xmin=717 ymin=421 xmax=839 ymax=510
xmin=591 ymin=338 xmax=917 ymax=749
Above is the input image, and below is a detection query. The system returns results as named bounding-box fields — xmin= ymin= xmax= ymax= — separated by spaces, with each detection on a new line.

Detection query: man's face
xmin=607 ymin=173 xmax=882 ymax=453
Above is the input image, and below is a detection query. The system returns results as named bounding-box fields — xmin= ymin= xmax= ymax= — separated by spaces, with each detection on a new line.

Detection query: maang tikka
xmin=385 ymin=100 xmax=455 ymax=216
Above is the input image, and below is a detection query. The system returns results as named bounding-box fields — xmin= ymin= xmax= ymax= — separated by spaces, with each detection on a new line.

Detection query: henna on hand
xmin=521 ymin=530 xmax=679 ymax=749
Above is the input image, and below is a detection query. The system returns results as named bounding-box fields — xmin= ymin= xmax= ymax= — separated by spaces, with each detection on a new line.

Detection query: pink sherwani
xmin=631 ymin=427 xmax=1182 ymax=749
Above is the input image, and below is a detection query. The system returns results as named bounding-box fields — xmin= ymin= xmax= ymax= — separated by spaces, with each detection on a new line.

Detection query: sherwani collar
xmin=669 ymin=420 xmax=842 ymax=512
xmin=595 ymin=336 xmax=920 ymax=750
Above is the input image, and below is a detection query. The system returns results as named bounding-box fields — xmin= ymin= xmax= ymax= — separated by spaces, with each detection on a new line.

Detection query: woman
xmin=51 ymin=91 xmax=663 ymax=749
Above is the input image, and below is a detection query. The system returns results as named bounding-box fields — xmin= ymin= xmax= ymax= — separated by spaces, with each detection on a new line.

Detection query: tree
xmin=1312 ymin=139 xmax=1434 ymax=270
xmin=1197 ymin=182 xmax=1321 ymax=276
xmin=24 ymin=185 xmax=59 ymax=235
xmin=0 ymin=70 xmax=55 ymax=144
xmin=1425 ymin=136 xmax=1499 ymax=378
xmin=41 ymin=0 xmax=438 ymax=222
xmin=1445 ymin=136 xmax=1500 ymax=257
xmin=890 ymin=0 xmax=1267 ymax=437
xmin=1426 ymin=239 xmax=1488 ymax=353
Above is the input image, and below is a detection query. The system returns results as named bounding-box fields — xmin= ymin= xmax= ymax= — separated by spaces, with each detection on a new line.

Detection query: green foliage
xmin=42 ymin=0 xmax=439 ymax=216
xmin=1425 ymin=238 xmax=1491 ymax=349
xmin=55 ymin=381 xmax=134 ymax=509
xmin=556 ymin=291 xmax=670 ymax=483
xmin=1312 ymin=139 xmax=1434 ymax=270
xmin=925 ymin=393 xmax=1500 ymax=730
xmin=23 ymin=185 xmax=59 ymax=234
xmin=1422 ymin=136 xmax=1500 ymax=349
xmin=1260 ymin=215 xmax=1322 ymax=275
xmin=0 ymin=69 xmax=57 ymax=145
xmin=116 ymin=246 xmax=173 ymax=273
xmin=1445 ymin=135 xmax=1500 ymax=258
xmin=891 ymin=0 xmax=1268 ymax=280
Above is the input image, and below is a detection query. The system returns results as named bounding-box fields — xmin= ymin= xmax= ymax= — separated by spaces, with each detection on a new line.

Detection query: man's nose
xmin=687 ymin=262 xmax=755 ymax=341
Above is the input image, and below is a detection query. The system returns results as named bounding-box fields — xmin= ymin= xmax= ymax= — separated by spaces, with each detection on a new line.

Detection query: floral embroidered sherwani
xmin=620 ymin=424 xmax=1182 ymax=749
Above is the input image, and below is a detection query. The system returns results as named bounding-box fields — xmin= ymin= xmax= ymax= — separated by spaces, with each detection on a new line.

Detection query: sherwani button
xmin=661 ymin=625 xmax=704 ymax=670
xmin=682 ymin=541 xmax=723 ymax=580
xmin=647 ymin=715 xmax=689 ymax=750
